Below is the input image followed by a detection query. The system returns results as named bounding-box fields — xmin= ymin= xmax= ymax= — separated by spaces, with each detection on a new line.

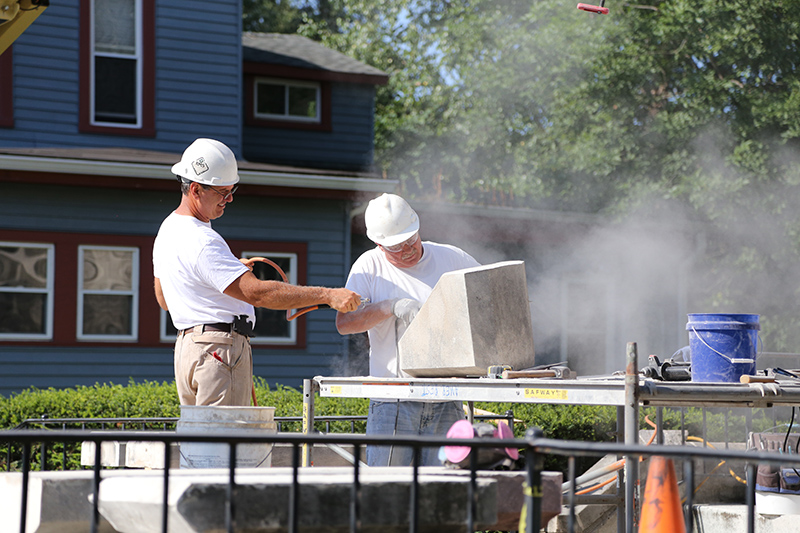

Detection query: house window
xmin=0 ymin=243 xmax=54 ymax=340
xmin=255 ymin=78 xmax=320 ymax=123
xmin=78 ymin=245 xmax=139 ymax=341
xmin=91 ymin=0 xmax=140 ymax=126
xmin=80 ymin=0 xmax=154 ymax=135
xmin=244 ymin=252 xmax=298 ymax=344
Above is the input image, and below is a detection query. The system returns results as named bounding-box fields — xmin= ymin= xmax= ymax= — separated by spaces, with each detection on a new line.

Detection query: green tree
xmin=244 ymin=0 xmax=800 ymax=349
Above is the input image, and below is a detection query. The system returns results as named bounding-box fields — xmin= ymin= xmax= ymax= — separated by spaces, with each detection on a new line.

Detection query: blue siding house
xmin=0 ymin=0 xmax=392 ymax=397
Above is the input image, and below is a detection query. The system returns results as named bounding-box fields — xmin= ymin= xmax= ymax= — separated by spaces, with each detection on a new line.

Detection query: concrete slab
xmin=399 ymin=260 xmax=536 ymax=377
xmin=82 ymin=433 xmax=181 ymax=470
xmin=96 ymin=466 xmax=500 ymax=533
xmin=694 ymin=504 xmax=800 ymax=532
xmin=434 ymin=469 xmax=562 ymax=530
xmin=1 ymin=470 xmax=121 ymax=533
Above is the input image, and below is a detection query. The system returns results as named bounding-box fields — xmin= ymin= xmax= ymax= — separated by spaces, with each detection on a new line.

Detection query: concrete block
xmin=693 ymin=504 xmax=800 ymax=532
xmin=96 ymin=466 xmax=499 ymax=533
xmin=81 ymin=440 xmax=126 ymax=468
xmin=399 ymin=261 xmax=536 ymax=377
xmin=433 ymin=469 xmax=561 ymax=530
xmin=0 ymin=471 xmax=120 ymax=533
xmin=81 ymin=433 xmax=180 ymax=469
xmin=126 ymin=441 xmax=180 ymax=469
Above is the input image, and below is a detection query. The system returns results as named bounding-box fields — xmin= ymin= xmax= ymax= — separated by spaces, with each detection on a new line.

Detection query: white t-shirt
xmin=345 ymin=241 xmax=480 ymax=378
xmin=153 ymin=211 xmax=253 ymax=330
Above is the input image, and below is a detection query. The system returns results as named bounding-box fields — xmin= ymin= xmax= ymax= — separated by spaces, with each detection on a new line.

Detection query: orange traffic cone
xmin=638 ymin=456 xmax=686 ymax=533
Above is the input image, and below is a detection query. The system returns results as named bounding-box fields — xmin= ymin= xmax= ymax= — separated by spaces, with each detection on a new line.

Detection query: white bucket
xmin=177 ymin=405 xmax=277 ymax=469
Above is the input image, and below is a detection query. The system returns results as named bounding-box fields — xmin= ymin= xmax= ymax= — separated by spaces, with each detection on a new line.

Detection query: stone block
xmin=399 ymin=261 xmax=536 ymax=377
xmin=0 ymin=471 xmax=120 ymax=533
xmin=126 ymin=441 xmax=180 ymax=469
xmin=96 ymin=466 xmax=499 ymax=533
xmin=81 ymin=433 xmax=180 ymax=469
xmin=433 ymin=469 xmax=562 ymax=530
xmin=80 ymin=440 xmax=126 ymax=468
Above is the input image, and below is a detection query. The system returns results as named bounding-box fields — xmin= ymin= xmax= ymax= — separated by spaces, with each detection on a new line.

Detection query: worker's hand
xmin=392 ymin=298 xmax=422 ymax=324
xmin=328 ymin=288 xmax=362 ymax=313
xmin=240 ymin=257 xmax=261 ymax=270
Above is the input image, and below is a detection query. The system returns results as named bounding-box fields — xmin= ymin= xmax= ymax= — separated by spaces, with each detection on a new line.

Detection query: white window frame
xmin=0 ymin=242 xmax=54 ymax=341
xmin=254 ymin=77 xmax=321 ymax=123
xmin=77 ymin=245 xmax=139 ymax=342
xmin=90 ymin=0 xmax=143 ymax=128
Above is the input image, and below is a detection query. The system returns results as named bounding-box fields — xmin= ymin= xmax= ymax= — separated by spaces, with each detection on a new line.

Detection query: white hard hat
xmin=171 ymin=138 xmax=239 ymax=186
xmin=365 ymin=193 xmax=420 ymax=246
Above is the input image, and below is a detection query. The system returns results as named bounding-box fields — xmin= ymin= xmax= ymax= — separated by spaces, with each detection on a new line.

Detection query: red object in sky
xmin=577 ymin=3 xmax=609 ymax=14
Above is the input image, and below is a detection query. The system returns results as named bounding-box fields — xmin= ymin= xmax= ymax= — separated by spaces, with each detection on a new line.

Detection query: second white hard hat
xmin=365 ymin=193 xmax=420 ymax=246
xmin=171 ymin=138 xmax=239 ymax=186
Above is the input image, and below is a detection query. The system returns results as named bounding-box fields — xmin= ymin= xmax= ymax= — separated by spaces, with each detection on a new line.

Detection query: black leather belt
xmin=180 ymin=323 xmax=233 ymax=335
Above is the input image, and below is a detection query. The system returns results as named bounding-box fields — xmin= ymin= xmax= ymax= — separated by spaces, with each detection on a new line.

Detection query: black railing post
xmin=91 ymin=440 xmax=101 ymax=533
xmin=524 ymin=427 xmax=544 ymax=533
xmin=746 ymin=462 xmax=756 ymax=533
xmin=162 ymin=441 xmax=170 ymax=533
xmin=289 ymin=443 xmax=300 ymax=533
xmin=504 ymin=409 xmax=515 ymax=432
xmin=226 ymin=443 xmax=236 ymax=533
xmin=351 ymin=443 xmax=362 ymax=533
xmin=19 ymin=443 xmax=30 ymax=533
xmin=410 ymin=446 xmax=419 ymax=533
xmin=467 ymin=447 xmax=478 ymax=532
xmin=40 ymin=441 xmax=47 ymax=471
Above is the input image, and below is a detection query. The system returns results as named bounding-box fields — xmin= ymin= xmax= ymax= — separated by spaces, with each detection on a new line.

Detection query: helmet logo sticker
xmin=191 ymin=157 xmax=209 ymax=176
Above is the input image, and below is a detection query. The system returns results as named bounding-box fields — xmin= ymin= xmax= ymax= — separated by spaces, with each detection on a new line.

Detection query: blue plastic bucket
xmin=686 ymin=313 xmax=760 ymax=383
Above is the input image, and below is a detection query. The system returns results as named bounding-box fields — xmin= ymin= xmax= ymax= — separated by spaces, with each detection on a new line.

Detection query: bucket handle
xmin=691 ymin=326 xmax=756 ymax=365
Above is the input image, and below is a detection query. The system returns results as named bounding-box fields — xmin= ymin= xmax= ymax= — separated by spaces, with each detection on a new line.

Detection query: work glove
xmin=392 ymin=298 xmax=422 ymax=325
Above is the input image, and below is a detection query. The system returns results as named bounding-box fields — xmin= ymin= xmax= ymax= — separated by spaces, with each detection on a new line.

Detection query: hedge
xmin=1 ymin=379 xmax=788 ymax=473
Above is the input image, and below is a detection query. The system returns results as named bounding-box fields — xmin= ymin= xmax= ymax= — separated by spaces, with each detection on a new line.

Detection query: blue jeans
xmin=365 ymin=400 xmax=465 ymax=466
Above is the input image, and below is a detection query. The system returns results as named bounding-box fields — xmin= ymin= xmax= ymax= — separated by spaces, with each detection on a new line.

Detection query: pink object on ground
xmin=444 ymin=419 xmax=475 ymax=463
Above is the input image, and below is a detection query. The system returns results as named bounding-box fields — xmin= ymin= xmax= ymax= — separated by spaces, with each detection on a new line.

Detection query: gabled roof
xmin=243 ymin=32 xmax=388 ymax=85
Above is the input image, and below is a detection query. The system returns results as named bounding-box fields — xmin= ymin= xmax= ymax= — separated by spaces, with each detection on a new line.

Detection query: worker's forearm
xmin=226 ymin=272 xmax=359 ymax=312
xmin=336 ymin=299 xmax=394 ymax=335
xmin=230 ymin=278 xmax=330 ymax=309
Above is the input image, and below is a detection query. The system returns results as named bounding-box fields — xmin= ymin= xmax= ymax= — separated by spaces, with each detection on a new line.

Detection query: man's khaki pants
xmin=174 ymin=326 xmax=253 ymax=406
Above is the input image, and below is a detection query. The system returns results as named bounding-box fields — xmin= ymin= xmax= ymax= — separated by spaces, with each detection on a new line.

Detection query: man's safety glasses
xmin=207 ymin=185 xmax=238 ymax=202
xmin=382 ymin=233 xmax=419 ymax=253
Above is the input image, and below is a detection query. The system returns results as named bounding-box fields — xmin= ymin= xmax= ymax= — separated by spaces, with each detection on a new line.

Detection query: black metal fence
xmin=3 ymin=421 xmax=800 ymax=533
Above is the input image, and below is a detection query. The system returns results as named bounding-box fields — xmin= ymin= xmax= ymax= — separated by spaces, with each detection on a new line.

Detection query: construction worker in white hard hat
xmin=336 ymin=193 xmax=481 ymax=466
xmin=153 ymin=138 xmax=361 ymax=407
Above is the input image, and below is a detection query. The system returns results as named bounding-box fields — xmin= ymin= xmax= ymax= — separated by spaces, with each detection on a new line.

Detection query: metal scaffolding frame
xmin=304 ymin=342 xmax=800 ymax=533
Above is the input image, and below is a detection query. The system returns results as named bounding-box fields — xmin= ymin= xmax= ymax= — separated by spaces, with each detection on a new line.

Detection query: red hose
xmin=243 ymin=256 xmax=327 ymax=321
